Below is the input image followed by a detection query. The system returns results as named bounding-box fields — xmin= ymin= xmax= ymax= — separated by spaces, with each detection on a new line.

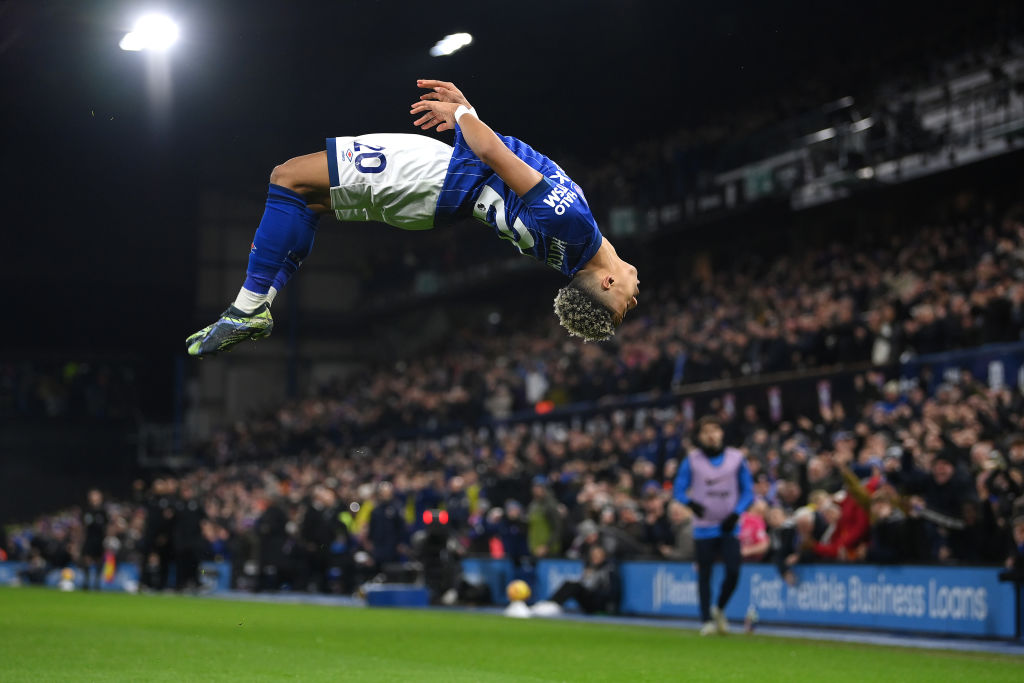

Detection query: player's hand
xmin=417 ymin=79 xmax=471 ymax=108
xmin=410 ymin=99 xmax=460 ymax=132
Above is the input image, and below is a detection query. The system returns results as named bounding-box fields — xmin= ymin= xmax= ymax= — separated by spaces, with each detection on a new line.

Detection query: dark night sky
xmin=1 ymin=0 xmax=1014 ymax=413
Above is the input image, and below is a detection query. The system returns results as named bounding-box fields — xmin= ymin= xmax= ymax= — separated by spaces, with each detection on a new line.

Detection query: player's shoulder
xmin=524 ymin=172 xmax=593 ymax=224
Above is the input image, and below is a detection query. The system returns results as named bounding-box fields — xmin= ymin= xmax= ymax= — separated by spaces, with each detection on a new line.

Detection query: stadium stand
xmin=7 ymin=199 xmax=1024 ymax=598
xmin=5 ymin=36 xmax=1024 ymax=606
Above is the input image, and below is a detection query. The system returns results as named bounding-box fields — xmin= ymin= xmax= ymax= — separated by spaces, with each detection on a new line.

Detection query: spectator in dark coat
xmin=142 ymin=478 xmax=177 ymax=591
xmin=80 ymin=489 xmax=108 ymax=590
xmin=496 ymin=500 xmax=531 ymax=567
xmin=865 ymin=490 xmax=910 ymax=563
xmin=256 ymin=493 xmax=290 ymax=591
xmin=300 ymin=486 xmax=350 ymax=593
xmin=174 ymin=484 xmax=205 ymax=591
xmin=895 ymin=452 xmax=974 ymax=561
xmin=367 ymin=482 xmax=406 ymax=567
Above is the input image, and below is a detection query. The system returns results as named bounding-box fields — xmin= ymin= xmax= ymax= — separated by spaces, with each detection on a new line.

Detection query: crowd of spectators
xmin=5 ymin=361 xmax=1024 ymax=598
xmin=214 ymin=201 xmax=1024 ymax=445
xmin=6 ymin=192 xmax=1024 ymax=599
xmin=7 ymin=189 xmax=1024 ymax=600
xmin=577 ymin=38 xmax=1024 ymax=215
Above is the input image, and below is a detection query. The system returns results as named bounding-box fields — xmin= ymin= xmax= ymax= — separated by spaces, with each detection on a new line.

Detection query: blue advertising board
xmin=459 ymin=557 xmax=584 ymax=605
xmin=0 ymin=561 xmax=231 ymax=593
xmin=0 ymin=562 xmax=27 ymax=585
xmin=199 ymin=561 xmax=232 ymax=592
xmin=533 ymin=559 xmax=583 ymax=602
xmin=3 ymin=558 xmax=1016 ymax=638
xmin=460 ymin=557 xmax=515 ymax=604
xmin=618 ymin=561 xmax=1017 ymax=638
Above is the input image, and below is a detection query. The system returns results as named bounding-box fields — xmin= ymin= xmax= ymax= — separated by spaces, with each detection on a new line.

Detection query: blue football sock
xmin=241 ymin=184 xmax=320 ymax=296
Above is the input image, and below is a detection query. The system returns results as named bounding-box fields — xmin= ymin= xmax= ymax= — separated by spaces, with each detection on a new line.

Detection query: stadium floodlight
xmin=429 ymin=32 xmax=473 ymax=57
xmin=119 ymin=14 xmax=179 ymax=52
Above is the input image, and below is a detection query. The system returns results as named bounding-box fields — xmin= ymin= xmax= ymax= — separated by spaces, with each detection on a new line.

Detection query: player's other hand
xmin=410 ymin=98 xmax=460 ymax=132
xmin=417 ymin=79 xmax=471 ymax=108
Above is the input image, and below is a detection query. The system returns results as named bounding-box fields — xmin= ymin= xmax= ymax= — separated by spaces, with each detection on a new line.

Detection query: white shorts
xmin=327 ymin=133 xmax=453 ymax=230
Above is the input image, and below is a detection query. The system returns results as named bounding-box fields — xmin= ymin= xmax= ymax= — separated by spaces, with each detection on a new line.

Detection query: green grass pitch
xmin=0 ymin=587 xmax=1020 ymax=682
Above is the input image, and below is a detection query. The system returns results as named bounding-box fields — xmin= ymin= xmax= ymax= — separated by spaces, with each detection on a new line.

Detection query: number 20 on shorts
xmin=353 ymin=141 xmax=387 ymax=174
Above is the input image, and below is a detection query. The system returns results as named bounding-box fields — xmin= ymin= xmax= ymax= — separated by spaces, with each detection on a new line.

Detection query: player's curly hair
xmin=553 ymin=275 xmax=618 ymax=342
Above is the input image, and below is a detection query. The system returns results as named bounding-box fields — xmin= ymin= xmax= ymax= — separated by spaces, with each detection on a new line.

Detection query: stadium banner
xmin=0 ymin=560 xmax=231 ymax=593
xmin=534 ymin=559 xmax=584 ymax=602
xmin=0 ymin=561 xmax=28 ymax=585
xmin=619 ymin=561 xmax=1017 ymax=638
xmin=461 ymin=557 xmax=515 ymax=605
xmin=1019 ymin=584 xmax=1024 ymax=640
xmin=901 ymin=341 xmax=1024 ymax=392
xmin=460 ymin=557 xmax=584 ymax=605
xmin=199 ymin=561 xmax=232 ymax=592
xmin=43 ymin=564 xmax=140 ymax=592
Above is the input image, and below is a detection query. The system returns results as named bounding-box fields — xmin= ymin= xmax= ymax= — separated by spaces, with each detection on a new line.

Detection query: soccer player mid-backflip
xmin=186 ymin=80 xmax=640 ymax=356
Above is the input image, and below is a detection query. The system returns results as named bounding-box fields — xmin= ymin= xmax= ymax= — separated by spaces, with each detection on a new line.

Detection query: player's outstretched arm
xmin=411 ymin=81 xmax=542 ymax=197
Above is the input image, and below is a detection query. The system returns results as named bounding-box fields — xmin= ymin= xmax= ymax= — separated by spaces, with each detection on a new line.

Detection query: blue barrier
xmin=364 ymin=584 xmax=430 ymax=607
xmin=621 ymin=562 xmax=1017 ymax=638
xmin=0 ymin=560 xmax=231 ymax=593
xmin=460 ymin=557 xmax=584 ymax=605
xmin=0 ymin=562 xmax=27 ymax=585
xmin=4 ymin=558 xmax=1016 ymax=638
xmin=42 ymin=564 xmax=141 ymax=592
xmin=461 ymin=557 xmax=515 ymax=604
xmin=460 ymin=558 xmax=1018 ymax=638
xmin=534 ymin=559 xmax=584 ymax=603
xmin=199 ymin=561 xmax=232 ymax=592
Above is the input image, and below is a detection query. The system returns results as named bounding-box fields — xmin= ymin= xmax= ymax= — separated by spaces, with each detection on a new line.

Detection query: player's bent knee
xmin=269 ymin=154 xmax=322 ymax=189
xmin=269 ymin=156 xmax=332 ymax=212
xmin=269 ymin=161 xmax=298 ymax=190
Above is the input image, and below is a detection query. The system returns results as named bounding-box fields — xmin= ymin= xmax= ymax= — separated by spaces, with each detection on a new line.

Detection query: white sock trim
xmin=233 ymin=287 xmax=267 ymax=314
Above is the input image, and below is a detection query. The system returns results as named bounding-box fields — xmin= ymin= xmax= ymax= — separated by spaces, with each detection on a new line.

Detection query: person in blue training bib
xmin=186 ymin=80 xmax=640 ymax=357
xmin=673 ymin=415 xmax=754 ymax=636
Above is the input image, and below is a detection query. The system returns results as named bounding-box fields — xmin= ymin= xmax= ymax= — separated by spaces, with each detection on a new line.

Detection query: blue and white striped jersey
xmin=434 ymin=127 xmax=602 ymax=277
